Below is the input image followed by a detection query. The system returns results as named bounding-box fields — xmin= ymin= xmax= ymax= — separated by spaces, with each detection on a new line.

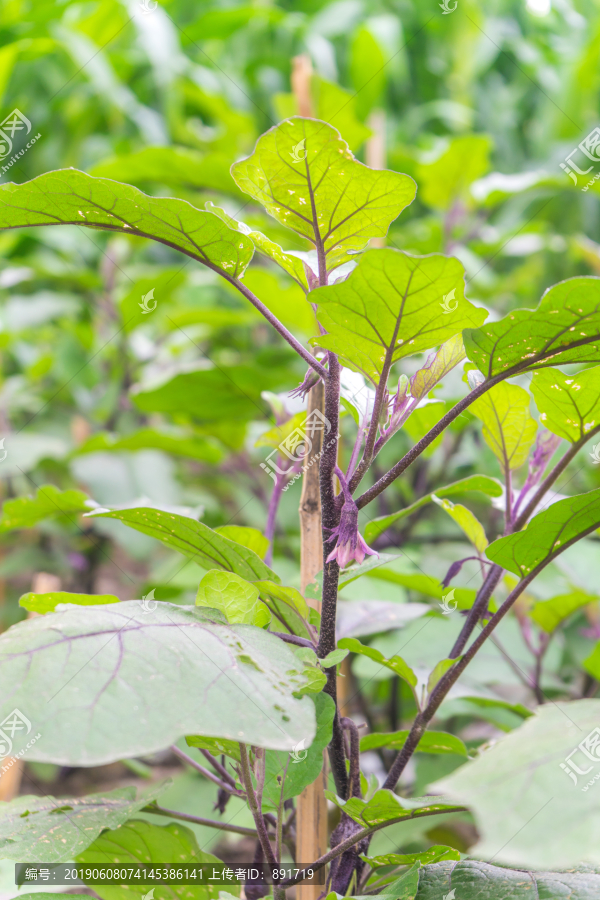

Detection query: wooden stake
xmin=297 ymin=381 xmax=328 ymax=900
xmin=291 ymin=55 xmax=314 ymax=118
xmin=0 ymin=572 xmax=60 ymax=800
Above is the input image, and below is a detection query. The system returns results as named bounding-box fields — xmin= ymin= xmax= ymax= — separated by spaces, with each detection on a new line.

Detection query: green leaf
xmin=254 ymin=580 xmax=312 ymax=639
xmin=409 ymin=333 xmax=467 ymax=402
xmin=206 ymin=201 xmax=309 ymax=288
xmin=0 ymin=785 xmax=166 ymax=862
xmin=90 ymin=146 xmax=243 ymax=197
xmin=311 ymin=249 xmax=487 ymax=381
xmin=365 ymin=475 xmax=502 ymax=543
xmin=470 ymin=381 xmax=537 ymax=471
xmin=328 ymin=789 xmax=458 ymax=828
xmin=416 ymin=135 xmax=492 ymax=211
xmin=432 ymin=496 xmax=488 ymax=553
xmin=434 ymin=699 xmax=600 ymax=867
xmin=382 ymin=863 xmax=421 ymax=900
xmin=0 ymin=170 xmax=253 ymax=278
xmin=426 ymin=658 xmax=457 ymax=694
xmin=350 ymin=27 xmax=387 ymax=119
xmin=84 ymin=506 xmax=278 ymax=582
xmin=231 ymin=118 xmax=415 ymax=272
xmin=195 ymin=569 xmax=271 ymax=627
xmin=486 ymin=487 xmax=600 ymax=577
xmin=531 ymin=365 xmax=600 ymax=442
xmin=583 ymin=643 xmax=600 ymax=680
xmin=464 ymin=277 xmax=600 ymax=378
xmin=242 ymin=267 xmax=319 ymax=334
xmin=531 ymin=590 xmax=596 ymax=633
xmin=365 ymin=570 xmax=478 ymax=610
xmin=360 ymin=730 xmax=467 ymax=757
xmin=185 ymin=735 xmax=241 ymax=762
xmin=77 ymin=820 xmax=224 ymax=900
xmin=338 ymin=637 xmax=417 ymax=687
xmin=262 ymin=693 xmax=335 ymax=809
xmin=361 ymin=845 xmax=461 ymax=868
xmin=0 ymin=484 xmax=92 ymax=532
xmin=75 ymin=429 xmax=223 ymax=465
xmin=19 ymin=591 xmax=120 ymax=614
xmin=310 ymin=77 xmax=372 ymax=152
xmin=214 ymin=525 xmax=269 ymax=560
xmin=0 ymin=602 xmax=316 ymax=763
xmin=131 ymin=364 xmax=288 ymax=422
xmin=321 ymin=648 xmax=349 ymax=668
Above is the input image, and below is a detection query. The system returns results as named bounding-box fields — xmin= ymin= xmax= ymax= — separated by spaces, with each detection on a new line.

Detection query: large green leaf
xmin=0 ymin=786 xmax=166 ymax=863
xmin=464 ymin=277 xmax=600 ymax=378
xmin=262 ymin=693 xmax=335 ymax=809
xmin=413 ymin=859 xmax=600 ymax=899
xmin=311 ymin=250 xmax=487 ymax=381
xmin=0 ymin=602 xmax=316 ymax=763
xmin=90 ymin=146 xmax=243 ymax=197
xmin=231 ymin=118 xmax=416 ymax=272
xmin=531 ymin=365 xmax=600 ymax=442
xmin=416 ymin=135 xmax=492 ymax=211
xmin=77 ymin=820 xmax=224 ymax=900
xmin=85 ymin=506 xmax=278 ymax=582
xmin=74 ymin=429 xmax=223 ymax=465
xmin=434 ymin=699 xmax=600 ymax=867
xmin=486 ymin=487 xmax=600 ymax=576
xmin=471 ymin=381 xmax=537 ymax=471
xmin=0 ymin=170 xmax=253 ymax=277
xmin=131 ymin=364 xmax=288 ymax=422
xmin=0 ymin=484 xmax=92 ymax=532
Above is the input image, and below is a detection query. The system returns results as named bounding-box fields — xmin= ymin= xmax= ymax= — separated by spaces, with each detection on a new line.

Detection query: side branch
xmin=281 ymin=805 xmax=467 ymax=884
xmin=383 ymin=518 xmax=600 ymax=791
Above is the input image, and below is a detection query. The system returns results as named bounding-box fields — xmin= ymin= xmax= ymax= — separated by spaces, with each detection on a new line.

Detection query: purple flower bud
xmin=326 ymin=467 xmax=378 ymax=569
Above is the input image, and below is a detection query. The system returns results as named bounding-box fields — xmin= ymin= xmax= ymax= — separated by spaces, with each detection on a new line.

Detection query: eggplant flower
xmin=326 ymin=467 xmax=378 ymax=568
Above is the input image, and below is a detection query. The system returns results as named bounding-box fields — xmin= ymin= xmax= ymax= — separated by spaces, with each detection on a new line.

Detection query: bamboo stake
xmin=297 ymin=381 xmax=328 ymax=899
xmin=291 ymin=55 xmax=313 ymax=118
xmin=0 ymin=572 xmax=60 ymax=800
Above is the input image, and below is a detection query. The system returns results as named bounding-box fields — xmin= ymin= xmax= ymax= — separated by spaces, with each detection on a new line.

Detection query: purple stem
xmin=227 ymin=276 xmax=328 ymax=381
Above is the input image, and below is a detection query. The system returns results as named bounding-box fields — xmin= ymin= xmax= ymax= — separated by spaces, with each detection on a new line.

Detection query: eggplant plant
xmin=3 ymin=117 xmax=600 ymax=899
